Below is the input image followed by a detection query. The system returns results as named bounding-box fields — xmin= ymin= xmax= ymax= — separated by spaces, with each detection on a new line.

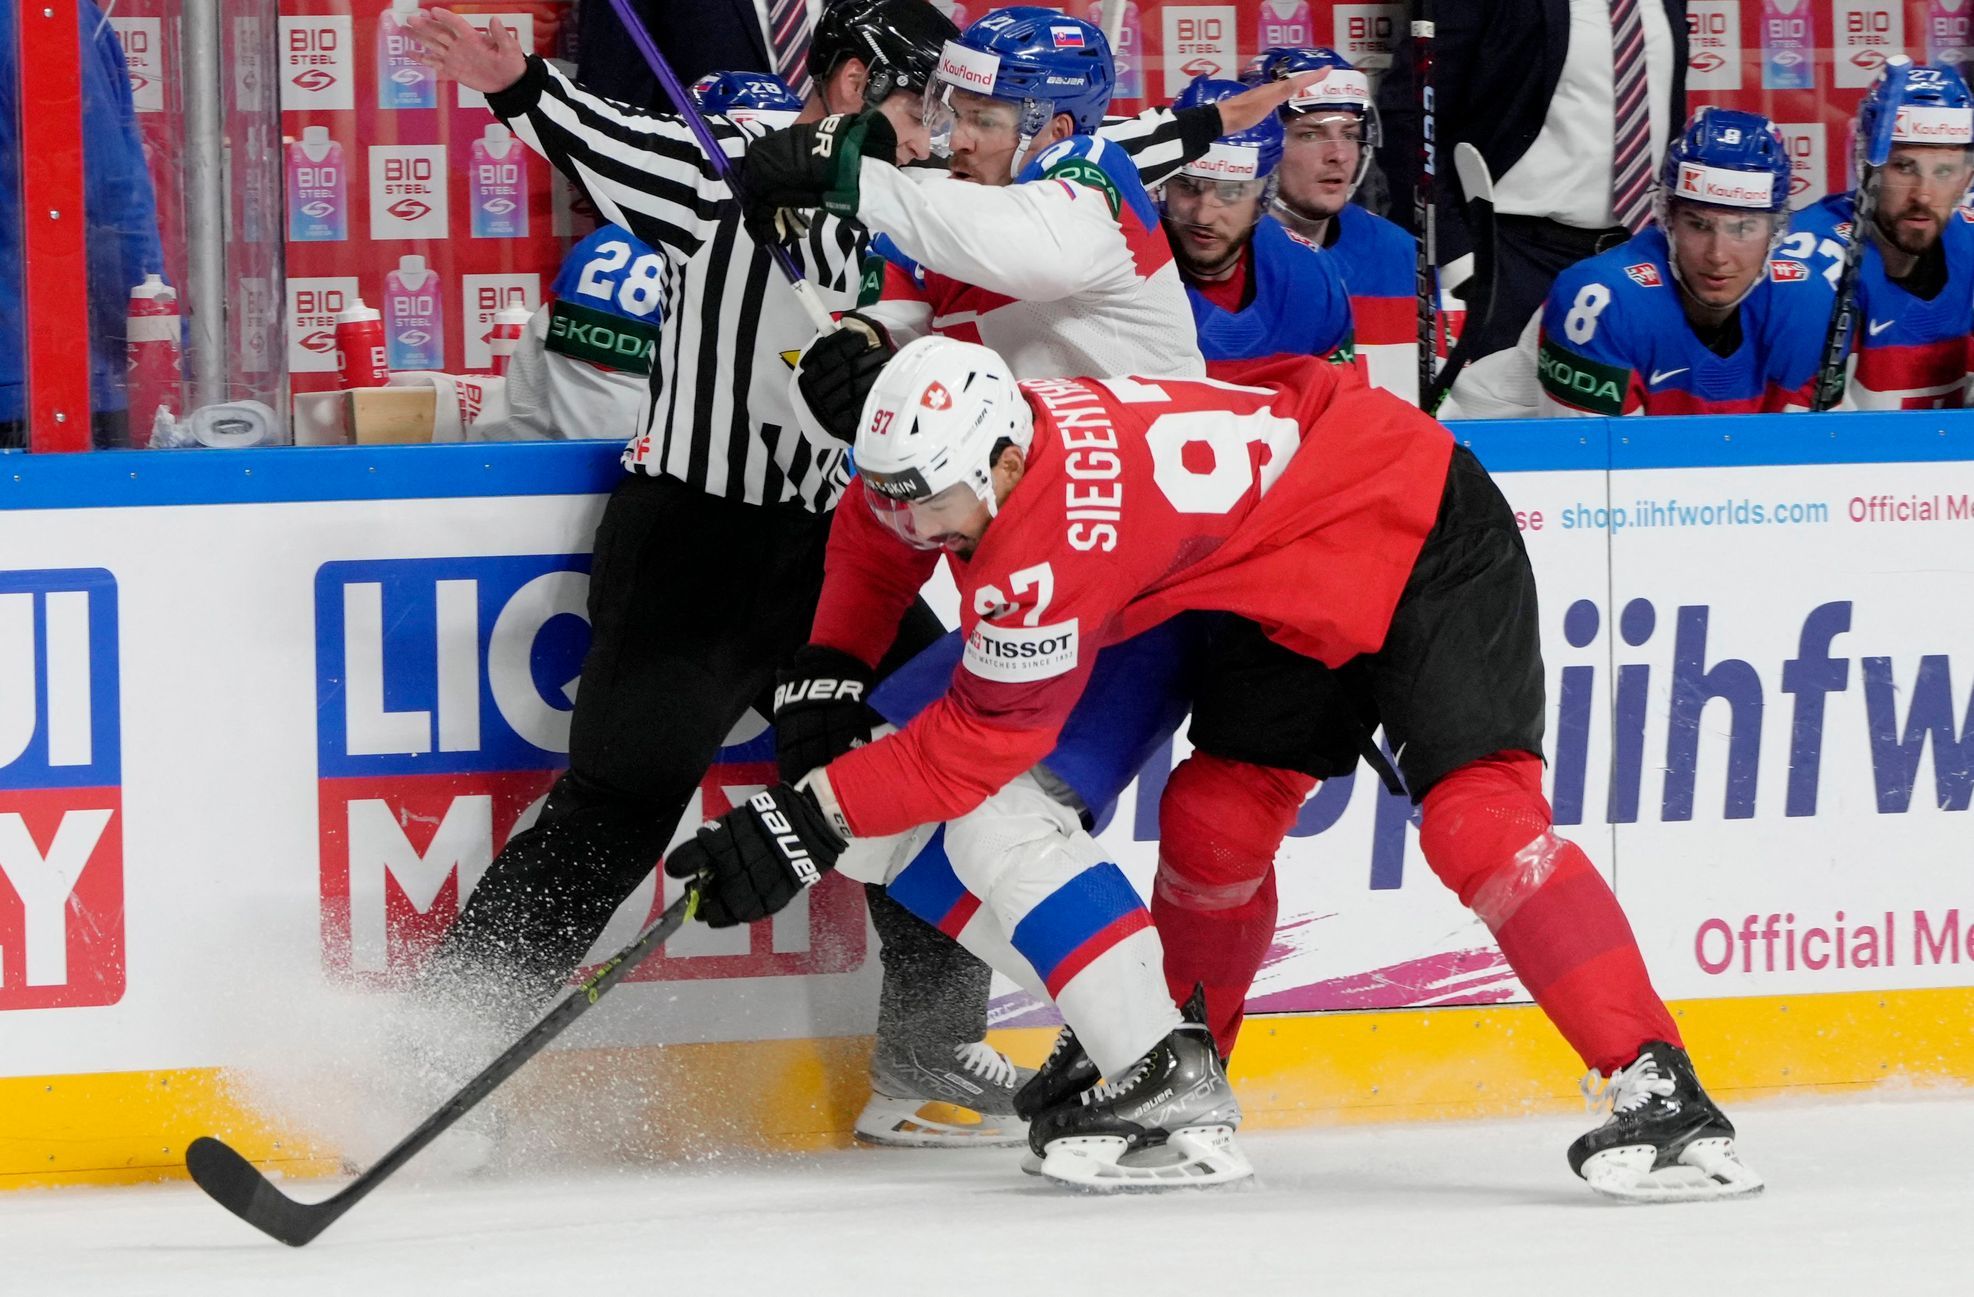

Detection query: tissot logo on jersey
xmin=315 ymin=556 xmax=856 ymax=982
xmin=962 ymin=620 xmax=1082 ymax=682
xmin=0 ymin=570 xmax=124 ymax=1011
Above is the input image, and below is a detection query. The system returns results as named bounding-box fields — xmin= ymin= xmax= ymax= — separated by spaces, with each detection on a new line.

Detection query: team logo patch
xmin=1769 ymin=259 xmax=1808 ymax=282
xmin=1624 ymin=262 xmax=1663 ymax=288
xmin=1050 ymin=25 xmax=1086 ymax=47
xmin=920 ymin=382 xmax=952 ymax=410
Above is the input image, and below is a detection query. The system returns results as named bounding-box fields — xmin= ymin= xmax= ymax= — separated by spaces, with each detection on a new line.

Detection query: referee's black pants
xmin=431 ymin=471 xmax=988 ymax=1054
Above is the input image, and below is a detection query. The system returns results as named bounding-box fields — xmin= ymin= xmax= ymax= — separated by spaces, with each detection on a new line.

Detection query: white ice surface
xmin=8 ymin=1093 xmax=1971 ymax=1297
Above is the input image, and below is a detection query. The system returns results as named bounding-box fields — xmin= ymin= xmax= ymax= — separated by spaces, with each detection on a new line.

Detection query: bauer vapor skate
xmin=1026 ymin=1021 xmax=1251 ymax=1190
xmin=854 ymin=1041 xmax=1032 ymax=1148
xmin=1569 ymin=1041 xmax=1763 ymax=1202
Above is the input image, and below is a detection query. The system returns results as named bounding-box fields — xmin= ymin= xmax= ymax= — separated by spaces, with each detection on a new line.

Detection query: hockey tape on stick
xmin=598 ymin=0 xmax=833 ymax=331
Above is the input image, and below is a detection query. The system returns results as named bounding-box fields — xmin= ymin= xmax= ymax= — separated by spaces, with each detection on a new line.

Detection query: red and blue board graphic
xmin=314 ymin=554 xmax=862 ymax=985
xmin=0 ymin=569 xmax=124 ymax=1011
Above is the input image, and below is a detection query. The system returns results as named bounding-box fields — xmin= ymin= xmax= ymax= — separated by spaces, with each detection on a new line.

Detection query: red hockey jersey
xmin=814 ymin=357 xmax=1453 ymax=837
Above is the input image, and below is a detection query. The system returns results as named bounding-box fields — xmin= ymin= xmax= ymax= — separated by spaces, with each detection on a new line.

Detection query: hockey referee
xmin=404 ymin=0 xmax=1050 ymax=1140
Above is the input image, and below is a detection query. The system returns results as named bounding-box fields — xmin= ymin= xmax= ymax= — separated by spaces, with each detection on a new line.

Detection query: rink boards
xmin=3 ymin=411 xmax=1973 ymax=1186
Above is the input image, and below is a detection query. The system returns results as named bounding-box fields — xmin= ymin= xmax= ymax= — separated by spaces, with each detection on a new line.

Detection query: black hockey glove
xmin=773 ymin=643 xmax=878 ymax=784
xmin=664 ymin=783 xmax=847 ymax=928
xmin=794 ymin=313 xmax=897 ymax=444
xmin=740 ymin=110 xmax=898 ymax=244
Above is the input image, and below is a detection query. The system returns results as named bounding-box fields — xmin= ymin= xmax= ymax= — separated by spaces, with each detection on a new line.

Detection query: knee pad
xmin=1417 ymin=751 xmax=1567 ymax=927
xmin=1155 ymin=754 xmax=1313 ymax=912
xmin=943 ymin=772 xmax=1096 ymax=908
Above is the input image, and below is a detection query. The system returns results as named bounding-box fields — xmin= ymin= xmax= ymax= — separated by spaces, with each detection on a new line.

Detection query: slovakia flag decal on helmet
xmin=1051 ymin=25 xmax=1086 ymax=47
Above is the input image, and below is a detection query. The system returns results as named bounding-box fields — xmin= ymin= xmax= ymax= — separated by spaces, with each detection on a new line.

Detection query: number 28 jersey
xmin=812 ymin=359 xmax=1454 ymax=838
xmin=1536 ymin=227 xmax=1835 ymax=416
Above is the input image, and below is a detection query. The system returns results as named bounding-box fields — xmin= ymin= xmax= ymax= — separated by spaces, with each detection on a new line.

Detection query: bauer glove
xmin=793 ymin=313 xmax=897 ymax=445
xmin=773 ymin=643 xmax=878 ymax=784
xmin=664 ymin=781 xmax=847 ymax=928
xmin=740 ymin=110 xmax=898 ymax=244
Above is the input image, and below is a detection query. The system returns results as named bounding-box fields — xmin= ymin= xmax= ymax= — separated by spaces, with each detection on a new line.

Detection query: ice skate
xmin=1026 ymin=1022 xmax=1251 ymax=1190
xmin=1013 ymin=1025 xmax=1100 ymax=1174
xmin=854 ymin=1041 xmax=1032 ymax=1148
xmin=1569 ymin=1042 xmax=1764 ymax=1203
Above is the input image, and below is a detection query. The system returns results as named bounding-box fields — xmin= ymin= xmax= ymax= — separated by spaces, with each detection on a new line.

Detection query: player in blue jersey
xmin=1160 ymin=75 xmax=1353 ymax=380
xmin=1791 ymin=63 xmax=1974 ymax=409
xmin=1245 ymin=46 xmax=1420 ymax=401
xmin=1537 ymin=108 xmax=1835 ymax=416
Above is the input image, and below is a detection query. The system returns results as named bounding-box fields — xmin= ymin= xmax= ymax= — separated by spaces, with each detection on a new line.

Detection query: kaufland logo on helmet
xmin=0 ymin=569 xmax=124 ymax=1011
xmin=1290 ymin=69 xmax=1371 ymax=110
xmin=1893 ymin=106 xmax=1974 ymax=145
xmin=1051 ymin=25 xmax=1086 ymax=47
xmin=1186 ymin=143 xmax=1261 ymax=180
xmin=1676 ymin=162 xmax=1774 ymax=208
xmin=314 ymin=556 xmax=862 ymax=983
xmin=939 ymin=41 xmax=1000 ymax=92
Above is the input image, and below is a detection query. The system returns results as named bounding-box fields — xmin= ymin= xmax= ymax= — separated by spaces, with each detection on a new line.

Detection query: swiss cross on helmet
xmin=809 ymin=0 xmax=961 ymax=106
xmin=1854 ymin=60 xmax=1974 ymax=173
xmin=688 ymin=70 xmax=805 ymax=129
xmin=854 ymin=336 xmax=1034 ymax=549
xmin=926 ymin=6 xmax=1116 ymax=161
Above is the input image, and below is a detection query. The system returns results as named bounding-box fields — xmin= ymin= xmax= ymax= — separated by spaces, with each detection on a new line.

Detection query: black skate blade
xmin=186 ymin=1136 xmax=349 ymax=1247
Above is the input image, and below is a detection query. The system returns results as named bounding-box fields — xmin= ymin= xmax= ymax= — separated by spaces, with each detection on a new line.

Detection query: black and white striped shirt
xmin=488 ymin=57 xmax=1218 ymax=513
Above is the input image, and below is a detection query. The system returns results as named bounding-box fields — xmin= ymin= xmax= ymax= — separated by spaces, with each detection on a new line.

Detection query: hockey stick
xmin=186 ymin=885 xmax=700 ymax=1247
xmin=1812 ymin=54 xmax=1910 ymax=411
xmin=597 ymin=0 xmax=835 ymax=331
xmin=1412 ymin=0 xmax=1439 ymax=406
xmin=1423 ymin=142 xmax=1496 ymax=415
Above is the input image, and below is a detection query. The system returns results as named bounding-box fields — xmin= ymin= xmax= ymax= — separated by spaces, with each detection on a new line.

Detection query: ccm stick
xmin=186 ymin=886 xmax=700 ymax=1246
xmin=1812 ymin=54 xmax=1910 ymax=411
xmin=598 ymin=0 xmax=836 ymax=332
xmin=1413 ymin=0 xmax=1439 ymax=406
xmin=1423 ymin=142 xmax=1497 ymax=415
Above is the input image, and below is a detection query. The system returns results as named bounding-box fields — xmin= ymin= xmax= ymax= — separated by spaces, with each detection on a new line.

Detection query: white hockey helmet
xmin=855 ymin=335 xmax=1034 ymax=549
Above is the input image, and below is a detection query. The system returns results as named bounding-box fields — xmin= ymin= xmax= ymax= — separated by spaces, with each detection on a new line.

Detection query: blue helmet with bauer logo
xmin=931 ymin=7 xmax=1116 ymax=138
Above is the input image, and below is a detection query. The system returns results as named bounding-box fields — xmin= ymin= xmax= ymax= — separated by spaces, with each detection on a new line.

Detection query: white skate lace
xmin=1082 ymin=1056 xmax=1153 ymax=1106
xmin=1579 ymin=1050 xmax=1676 ymax=1116
xmin=953 ymin=1041 xmax=1017 ymax=1089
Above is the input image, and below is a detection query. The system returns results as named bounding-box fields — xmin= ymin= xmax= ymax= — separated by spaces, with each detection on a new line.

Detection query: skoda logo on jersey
xmin=0 ymin=569 xmax=124 ymax=1012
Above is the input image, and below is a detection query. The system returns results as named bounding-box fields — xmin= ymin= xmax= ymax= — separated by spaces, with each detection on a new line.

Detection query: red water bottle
xmin=335 ymin=298 xmax=389 ymax=388
xmin=487 ymin=305 xmax=529 ymax=376
xmin=126 ymin=274 xmax=182 ymax=438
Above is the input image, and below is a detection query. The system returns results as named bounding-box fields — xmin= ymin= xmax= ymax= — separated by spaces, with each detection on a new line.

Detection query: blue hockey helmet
xmin=1258 ymin=46 xmax=1377 ymax=130
xmin=1658 ymin=107 xmax=1794 ymax=218
xmin=1854 ymin=60 xmax=1974 ymax=172
xmin=1172 ymin=76 xmax=1283 ymax=184
xmin=925 ymin=6 xmax=1116 ymax=160
xmin=688 ymin=70 xmax=805 ymax=128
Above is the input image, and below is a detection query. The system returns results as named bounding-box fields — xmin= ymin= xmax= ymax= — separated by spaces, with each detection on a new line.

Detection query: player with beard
xmin=1161 ymin=75 xmax=1354 ymax=379
xmin=1792 ymin=63 xmax=1974 ymax=409
xmin=1244 ymin=46 xmax=1420 ymax=401
xmin=1536 ymin=108 xmax=1834 ymax=416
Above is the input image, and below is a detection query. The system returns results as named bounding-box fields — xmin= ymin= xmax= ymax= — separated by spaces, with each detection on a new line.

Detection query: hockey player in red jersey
xmin=667 ymin=337 xmax=1764 ymax=1202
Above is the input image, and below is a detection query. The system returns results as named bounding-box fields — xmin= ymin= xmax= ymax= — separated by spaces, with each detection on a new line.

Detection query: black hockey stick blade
xmin=186 ymin=884 xmax=700 ymax=1246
